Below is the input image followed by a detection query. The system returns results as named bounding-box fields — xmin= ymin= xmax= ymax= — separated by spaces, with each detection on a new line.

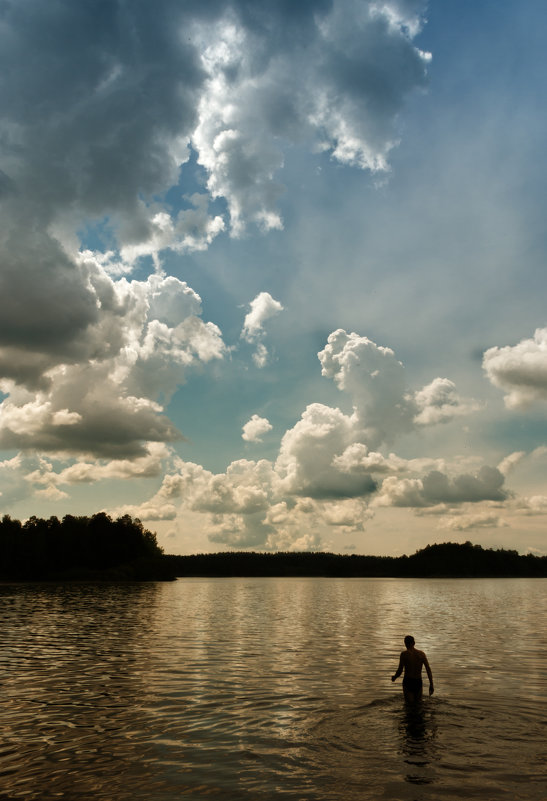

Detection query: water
xmin=1 ymin=577 xmax=545 ymax=800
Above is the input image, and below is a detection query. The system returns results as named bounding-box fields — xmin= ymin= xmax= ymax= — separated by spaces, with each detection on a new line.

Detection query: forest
xmin=0 ymin=513 xmax=174 ymax=580
xmin=165 ymin=541 xmax=547 ymax=578
xmin=0 ymin=514 xmax=545 ymax=580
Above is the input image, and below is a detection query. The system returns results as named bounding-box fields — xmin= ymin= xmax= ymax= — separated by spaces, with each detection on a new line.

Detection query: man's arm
xmin=391 ymin=652 xmax=404 ymax=682
xmin=423 ymin=654 xmax=434 ymax=695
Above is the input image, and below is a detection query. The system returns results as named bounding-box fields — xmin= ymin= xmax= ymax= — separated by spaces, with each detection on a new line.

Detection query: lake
xmin=1 ymin=577 xmax=545 ymax=800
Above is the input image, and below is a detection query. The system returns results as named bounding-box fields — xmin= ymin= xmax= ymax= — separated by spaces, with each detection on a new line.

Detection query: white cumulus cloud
xmin=242 ymin=415 xmax=273 ymax=443
xmin=483 ymin=327 xmax=547 ymax=408
xmin=241 ymin=292 xmax=284 ymax=368
xmin=319 ymin=329 xmax=477 ymax=448
xmin=413 ymin=377 xmax=479 ymax=425
xmin=242 ymin=292 xmax=284 ymax=340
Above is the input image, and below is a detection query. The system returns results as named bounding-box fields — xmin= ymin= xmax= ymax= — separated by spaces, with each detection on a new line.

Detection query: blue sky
xmin=1 ymin=0 xmax=547 ymax=555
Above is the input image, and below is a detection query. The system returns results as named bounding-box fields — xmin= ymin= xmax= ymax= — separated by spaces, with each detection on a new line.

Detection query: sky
xmin=1 ymin=0 xmax=547 ymax=556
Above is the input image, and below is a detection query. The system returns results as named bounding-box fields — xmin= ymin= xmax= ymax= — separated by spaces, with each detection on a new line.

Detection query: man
xmin=391 ymin=635 xmax=434 ymax=702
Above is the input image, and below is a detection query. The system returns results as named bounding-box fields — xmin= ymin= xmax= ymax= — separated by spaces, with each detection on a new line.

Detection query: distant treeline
xmin=0 ymin=513 xmax=174 ymax=581
xmin=165 ymin=542 xmax=547 ymax=578
xmin=1 ymin=516 xmax=546 ymax=581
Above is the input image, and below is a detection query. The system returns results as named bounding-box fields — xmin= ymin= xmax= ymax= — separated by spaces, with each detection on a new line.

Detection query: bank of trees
xmin=0 ymin=513 xmax=173 ymax=580
xmin=1 ymin=519 xmax=545 ymax=580
xmin=165 ymin=541 xmax=547 ymax=578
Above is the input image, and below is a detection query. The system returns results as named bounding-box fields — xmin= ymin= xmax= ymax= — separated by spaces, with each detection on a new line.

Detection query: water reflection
xmin=0 ymin=578 xmax=546 ymax=800
xmin=398 ymin=700 xmax=438 ymax=786
xmin=1 ymin=583 xmax=167 ymax=800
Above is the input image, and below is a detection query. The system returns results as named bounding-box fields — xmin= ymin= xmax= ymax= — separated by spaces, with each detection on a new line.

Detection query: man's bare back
xmin=391 ymin=635 xmax=434 ymax=702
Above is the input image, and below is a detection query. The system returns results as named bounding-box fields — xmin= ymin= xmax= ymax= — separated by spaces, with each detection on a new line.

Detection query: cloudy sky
xmin=1 ymin=0 xmax=547 ymax=556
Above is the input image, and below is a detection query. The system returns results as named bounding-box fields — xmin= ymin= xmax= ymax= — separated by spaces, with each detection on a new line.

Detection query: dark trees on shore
xmin=0 ymin=515 xmax=545 ymax=580
xmin=0 ymin=513 xmax=167 ymax=580
xmin=164 ymin=541 xmax=547 ymax=578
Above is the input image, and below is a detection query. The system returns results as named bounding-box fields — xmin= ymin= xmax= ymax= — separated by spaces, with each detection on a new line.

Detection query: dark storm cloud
xmin=317 ymin=7 xmax=428 ymax=146
xmin=0 ymin=0 xmax=205 ymax=225
xmin=0 ymin=230 xmax=97 ymax=354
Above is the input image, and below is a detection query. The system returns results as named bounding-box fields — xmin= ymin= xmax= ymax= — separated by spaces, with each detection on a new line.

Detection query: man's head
xmin=404 ymin=635 xmax=415 ymax=648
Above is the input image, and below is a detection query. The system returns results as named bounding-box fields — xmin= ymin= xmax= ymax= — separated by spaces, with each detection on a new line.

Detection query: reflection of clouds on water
xmin=0 ymin=583 xmax=167 ymax=800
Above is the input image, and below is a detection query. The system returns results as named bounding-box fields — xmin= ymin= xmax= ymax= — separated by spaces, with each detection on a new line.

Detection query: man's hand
xmin=429 ymin=684 xmax=434 ymax=696
xmin=391 ymin=675 xmax=397 ymax=682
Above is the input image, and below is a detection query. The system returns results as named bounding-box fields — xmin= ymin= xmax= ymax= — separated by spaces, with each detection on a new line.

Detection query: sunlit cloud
xmin=483 ymin=328 xmax=547 ymax=408
xmin=242 ymin=415 xmax=273 ymax=443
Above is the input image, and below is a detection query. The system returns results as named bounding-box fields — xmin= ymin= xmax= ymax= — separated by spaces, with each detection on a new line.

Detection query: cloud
xmin=252 ymin=343 xmax=269 ymax=369
xmin=439 ymin=512 xmax=509 ymax=531
xmin=515 ymin=495 xmax=547 ymax=516
xmin=318 ymin=329 xmax=413 ymax=447
xmin=0 ymin=1 xmax=203 ymax=231
xmin=422 ymin=467 xmax=508 ymax=504
xmin=112 ymin=327 xmax=493 ymax=548
xmin=0 ymin=270 xmax=225 ymax=458
xmin=524 ymin=546 xmax=547 ymax=556
xmin=0 ymin=1 xmax=432 ymax=474
xmin=241 ymin=291 xmax=283 ymax=367
xmin=0 ymin=0 xmax=430 ymax=248
xmin=413 ymin=378 xmax=479 ymax=425
xmin=51 ymin=410 xmax=83 ymax=426
xmin=158 ymin=459 xmax=275 ymax=516
xmin=497 ymin=451 xmax=526 ymax=477
xmin=0 ymin=232 xmax=101 ymax=389
xmin=117 ymin=448 xmax=341 ymax=547
xmin=56 ymin=444 xmax=171 ymax=484
xmin=321 ymin=499 xmax=372 ymax=530
xmin=333 ymin=443 xmax=408 ymax=474
xmin=483 ymin=328 xmax=547 ymax=408
xmin=333 ymin=442 xmax=445 ymax=475
xmin=375 ymin=466 xmax=509 ymax=508
xmin=0 ymin=454 xmax=42 ymax=506
xmin=242 ymin=415 xmax=273 ymax=443
xmin=119 ymin=196 xmax=226 ymax=267
xmin=114 ymin=502 xmax=178 ymax=522
xmin=0 ymin=388 xmax=179 ymax=459
xmin=118 ymin=453 xmax=509 ymax=552
xmin=1 ymin=314 xmax=498 ymax=552
xmin=190 ymin=0 xmax=430 ymax=233
xmin=319 ymin=329 xmax=476 ymax=448
xmin=242 ymin=292 xmax=284 ymax=341
xmin=373 ymin=476 xmax=426 ymax=508
xmin=276 ymin=403 xmax=377 ymax=499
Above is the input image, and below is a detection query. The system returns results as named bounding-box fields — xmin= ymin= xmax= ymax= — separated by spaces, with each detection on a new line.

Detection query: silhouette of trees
xmin=164 ymin=542 xmax=547 ymax=578
xmin=1 ymin=518 xmax=545 ymax=580
xmin=0 ymin=513 xmax=170 ymax=580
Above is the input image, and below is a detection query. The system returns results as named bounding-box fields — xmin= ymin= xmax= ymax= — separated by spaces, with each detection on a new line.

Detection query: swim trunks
xmin=402 ymin=676 xmax=423 ymax=693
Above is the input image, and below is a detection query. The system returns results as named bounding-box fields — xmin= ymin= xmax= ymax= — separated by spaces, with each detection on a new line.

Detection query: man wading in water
xmin=391 ymin=635 xmax=434 ymax=702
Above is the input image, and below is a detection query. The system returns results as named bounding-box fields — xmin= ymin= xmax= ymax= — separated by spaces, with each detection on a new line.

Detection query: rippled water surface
xmin=1 ymin=577 xmax=546 ymax=800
